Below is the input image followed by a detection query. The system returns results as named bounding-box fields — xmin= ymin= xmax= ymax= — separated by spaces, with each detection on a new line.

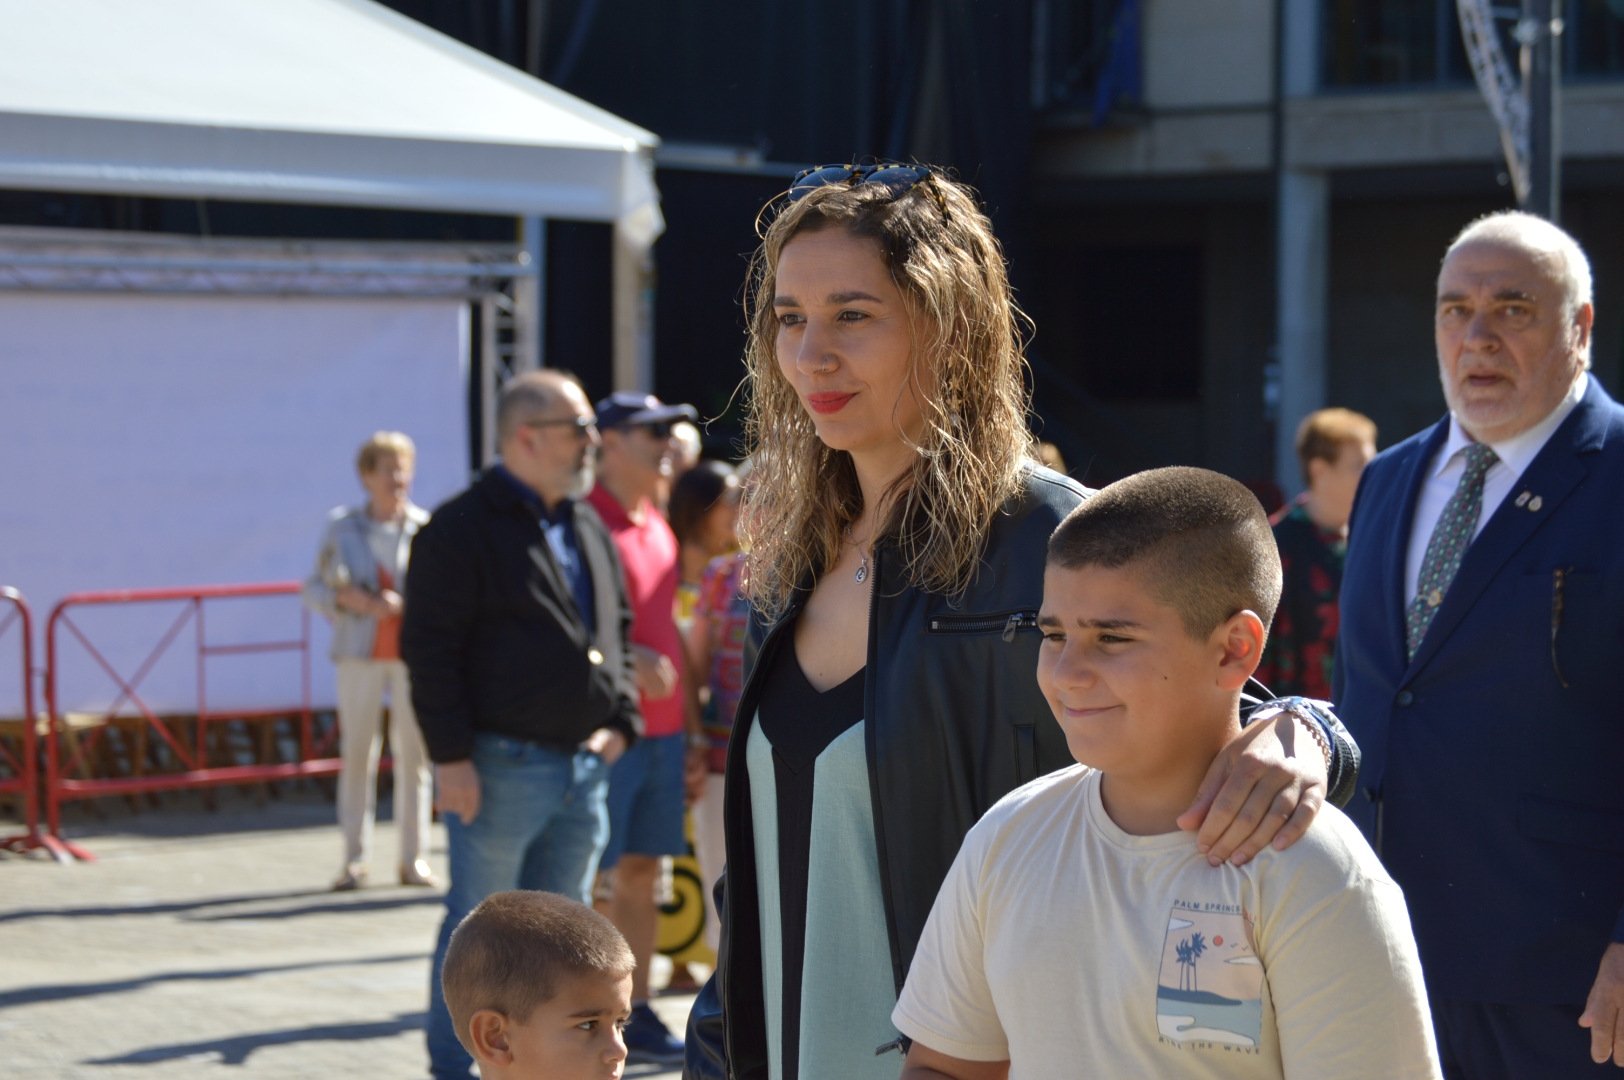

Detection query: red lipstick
xmin=807 ymin=391 xmax=856 ymax=415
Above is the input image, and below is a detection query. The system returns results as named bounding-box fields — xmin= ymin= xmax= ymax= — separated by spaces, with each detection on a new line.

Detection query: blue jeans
xmin=425 ymin=734 xmax=610 ymax=1079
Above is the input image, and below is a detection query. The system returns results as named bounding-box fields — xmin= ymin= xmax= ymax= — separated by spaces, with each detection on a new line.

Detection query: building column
xmin=1274 ymin=169 xmax=1329 ymax=495
xmin=610 ymin=148 xmax=662 ymax=394
xmin=1273 ymin=0 xmax=1327 ymax=496
xmin=612 ymin=228 xmax=655 ymax=392
xmin=512 ymin=215 xmax=546 ymax=374
xmin=480 ymin=293 xmax=502 ymax=468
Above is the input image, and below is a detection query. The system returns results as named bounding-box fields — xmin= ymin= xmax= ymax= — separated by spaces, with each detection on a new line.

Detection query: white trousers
xmin=693 ymin=772 xmax=728 ymax=953
xmin=335 ymin=658 xmax=432 ymax=868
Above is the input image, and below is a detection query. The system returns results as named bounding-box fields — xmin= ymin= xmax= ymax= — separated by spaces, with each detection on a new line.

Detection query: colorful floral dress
xmin=696 ymin=551 xmax=750 ymax=773
xmin=1257 ymin=505 xmax=1346 ymax=700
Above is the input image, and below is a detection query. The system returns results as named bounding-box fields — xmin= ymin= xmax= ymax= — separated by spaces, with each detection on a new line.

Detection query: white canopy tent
xmin=0 ymin=0 xmax=660 ymax=227
xmin=0 ymin=0 xmax=663 ymax=388
xmin=0 ymin=0 xmax=663 ymax=716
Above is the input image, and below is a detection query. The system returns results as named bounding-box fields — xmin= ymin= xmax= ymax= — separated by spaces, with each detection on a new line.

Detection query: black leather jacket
xmin=683 ymin=467 xmax=1359 ymax=1079
xmin=402 ymin=469 xmax=642 ymax=762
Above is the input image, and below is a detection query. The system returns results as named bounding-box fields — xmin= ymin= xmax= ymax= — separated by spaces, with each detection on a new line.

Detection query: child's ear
xmin=468 ymin=1009 xmax=515 ymax=1067
xmin=1214 ymin=610 xmax=1266 ymax=690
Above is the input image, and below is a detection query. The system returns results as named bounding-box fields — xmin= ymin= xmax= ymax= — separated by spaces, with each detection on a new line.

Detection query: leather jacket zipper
xmin=927 ymin=609 xmax=1040 ymax=642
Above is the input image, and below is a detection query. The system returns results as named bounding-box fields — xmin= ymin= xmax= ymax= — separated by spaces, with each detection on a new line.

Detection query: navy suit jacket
xmin=1335 ymin=375 xmax=1624 ymax=1003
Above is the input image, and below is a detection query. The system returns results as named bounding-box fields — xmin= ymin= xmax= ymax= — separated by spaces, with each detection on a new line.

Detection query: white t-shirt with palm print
xmin=892 ymin=764 xmax=1441 ymax=1079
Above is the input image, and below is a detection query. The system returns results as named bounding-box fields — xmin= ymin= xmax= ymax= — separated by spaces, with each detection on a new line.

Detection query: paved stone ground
xmin=0 ymin=788 xmax=693 ymax=1079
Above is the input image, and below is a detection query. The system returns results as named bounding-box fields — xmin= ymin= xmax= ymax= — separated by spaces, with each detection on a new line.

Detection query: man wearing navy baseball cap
xmin=585 ymin=391 xmax=704 ymax=1064
xmin=593 ymin=390 xmax=699 ymax=434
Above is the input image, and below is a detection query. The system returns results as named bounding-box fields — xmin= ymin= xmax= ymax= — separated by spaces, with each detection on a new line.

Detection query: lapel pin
xmin=1514 ymin=490 xmax=1531 ymax=507
xmin=1528 ymin=495 xmax=1543 ymax=512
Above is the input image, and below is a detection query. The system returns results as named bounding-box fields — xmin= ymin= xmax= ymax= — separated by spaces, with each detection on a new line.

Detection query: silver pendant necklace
xmin=844 ymin=525 xmax=870 ymax=584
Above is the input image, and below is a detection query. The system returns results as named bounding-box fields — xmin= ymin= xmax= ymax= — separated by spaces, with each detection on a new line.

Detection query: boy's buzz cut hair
xmin=441 ymin=890 xmax=634 ymax=1055
xmin=1047 ymin=467 xmax=1282 ymax=638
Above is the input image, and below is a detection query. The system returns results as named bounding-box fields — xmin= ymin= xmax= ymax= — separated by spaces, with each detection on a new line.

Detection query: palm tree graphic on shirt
xmin=1174 ymin=932 xmax=1207 ymax=991
xmin=1157 ymin=908 xmax=1263 ymax=1046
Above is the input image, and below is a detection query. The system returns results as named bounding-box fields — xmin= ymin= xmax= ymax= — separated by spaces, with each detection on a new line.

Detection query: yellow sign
xmin=657 ymin=811 xmax=715 ymax=967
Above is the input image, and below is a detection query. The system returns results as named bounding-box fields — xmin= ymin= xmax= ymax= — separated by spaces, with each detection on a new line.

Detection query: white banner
xmin=0 ymin=292 xmax=468 ymax=717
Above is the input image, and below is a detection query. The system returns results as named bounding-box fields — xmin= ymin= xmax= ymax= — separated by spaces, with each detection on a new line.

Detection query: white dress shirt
xmin=1404 ymin=373 xmax=1588 ymax=606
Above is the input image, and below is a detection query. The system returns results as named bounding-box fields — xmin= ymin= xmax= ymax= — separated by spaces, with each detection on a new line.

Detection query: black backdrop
xmin=387 ymin=0 xmax=1041 ymax=455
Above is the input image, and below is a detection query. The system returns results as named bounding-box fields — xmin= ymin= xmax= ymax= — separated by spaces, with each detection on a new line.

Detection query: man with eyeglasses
xmin=584 ymin=391 xmax=704 ymax=1064
xmin=402 ymin=370 xmax=643 ymax=1080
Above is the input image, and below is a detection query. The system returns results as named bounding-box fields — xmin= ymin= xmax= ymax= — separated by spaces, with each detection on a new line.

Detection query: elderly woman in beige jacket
xmin=302 ymin=432 xmax=435 ymax=891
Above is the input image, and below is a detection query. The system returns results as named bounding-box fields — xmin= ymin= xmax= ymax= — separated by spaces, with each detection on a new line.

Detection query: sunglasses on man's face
xmin=525 ymin=415 xmax=598 ymax=439
xmin=787 ymin=163 xmax=941 ymax=207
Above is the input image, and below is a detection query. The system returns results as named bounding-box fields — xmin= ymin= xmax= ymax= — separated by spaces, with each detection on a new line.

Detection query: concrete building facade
xmin=1027 ymin=0 xmax=1624 ymax=495
xmin=7 ymin=1 xmax=1617 ymax=486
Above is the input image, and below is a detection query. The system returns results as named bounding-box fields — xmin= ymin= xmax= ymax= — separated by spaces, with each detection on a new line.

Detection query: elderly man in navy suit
xmin=1336 ymin=211 xmax=1624 ymax=1077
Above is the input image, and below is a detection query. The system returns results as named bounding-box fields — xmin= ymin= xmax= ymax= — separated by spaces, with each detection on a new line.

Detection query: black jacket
xmin=401 ymin=469 xmax=641 ymax=763
xmin=683 ymin=466 xmax=1360 ymax=1079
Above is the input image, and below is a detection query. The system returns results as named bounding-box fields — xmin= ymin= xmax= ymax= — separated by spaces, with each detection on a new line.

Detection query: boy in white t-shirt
xmin=892 ymin=467 xmax=1441 ymax=1080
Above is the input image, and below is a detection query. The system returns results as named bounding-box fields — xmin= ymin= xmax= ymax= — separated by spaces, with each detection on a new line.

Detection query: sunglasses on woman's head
xmin=787 ymin=163 xmax=942 ymax=207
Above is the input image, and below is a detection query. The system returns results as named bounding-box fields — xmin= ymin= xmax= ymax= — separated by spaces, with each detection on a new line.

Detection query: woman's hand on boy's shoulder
xmin=1176 ymin=712 xmax=1327 ymax=867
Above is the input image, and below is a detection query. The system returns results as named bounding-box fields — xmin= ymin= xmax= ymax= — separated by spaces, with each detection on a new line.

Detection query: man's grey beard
xmin=566 ymin=459 xmax=596 ymax=499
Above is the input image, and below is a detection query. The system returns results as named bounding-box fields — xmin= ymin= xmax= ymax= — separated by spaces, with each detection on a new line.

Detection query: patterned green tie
xmin=1405 ymin=442 xmax=1499 ymax=660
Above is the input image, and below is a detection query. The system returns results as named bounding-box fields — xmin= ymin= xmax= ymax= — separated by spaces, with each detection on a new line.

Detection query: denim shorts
xmin=598 ymin=731 xmax=688 ymax=868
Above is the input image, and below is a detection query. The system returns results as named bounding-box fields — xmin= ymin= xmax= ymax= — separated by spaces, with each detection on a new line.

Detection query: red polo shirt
xmin=587 ymin=483 xmax=685 ymax=738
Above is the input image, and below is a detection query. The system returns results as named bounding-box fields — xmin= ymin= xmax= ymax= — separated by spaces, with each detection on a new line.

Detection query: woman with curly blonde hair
xmin=683 ymin=165 xmax=1356 ymax=1079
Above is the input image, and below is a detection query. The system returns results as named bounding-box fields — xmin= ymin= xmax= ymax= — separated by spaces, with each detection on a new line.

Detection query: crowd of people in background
xmin=296 ymin=165 xmax=1624 ymax=1080
xmin=303 ymin=379 xmax=752 ymax=1073
xmin=667 ymin=459 xmax=746 ymax=967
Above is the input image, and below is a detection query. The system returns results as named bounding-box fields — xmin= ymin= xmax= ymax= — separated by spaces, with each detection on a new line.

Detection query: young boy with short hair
xmin=892 ymin=467 xmax=1441 ymax=1079
xmin=441 ymin=890 xmax=635 ymax=1080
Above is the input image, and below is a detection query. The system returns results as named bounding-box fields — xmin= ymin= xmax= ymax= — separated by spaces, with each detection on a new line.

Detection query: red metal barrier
xmin=45 ymin=582 xmax=340 ymax=859
xmin=0 ymin=587 xmax=56 ymax=858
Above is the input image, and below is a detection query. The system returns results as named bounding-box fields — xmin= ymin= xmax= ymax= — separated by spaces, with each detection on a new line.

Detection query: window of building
xmin=1321 ymin=0 xmax=1473 ymax=87
xmin=1572 ymin=0 xmax=1624 ymax=78
xmin=1031 ymin=0 xmax=1137 ymax=116
xmin=1321 ymin=0 xmax=1624 ymax=89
